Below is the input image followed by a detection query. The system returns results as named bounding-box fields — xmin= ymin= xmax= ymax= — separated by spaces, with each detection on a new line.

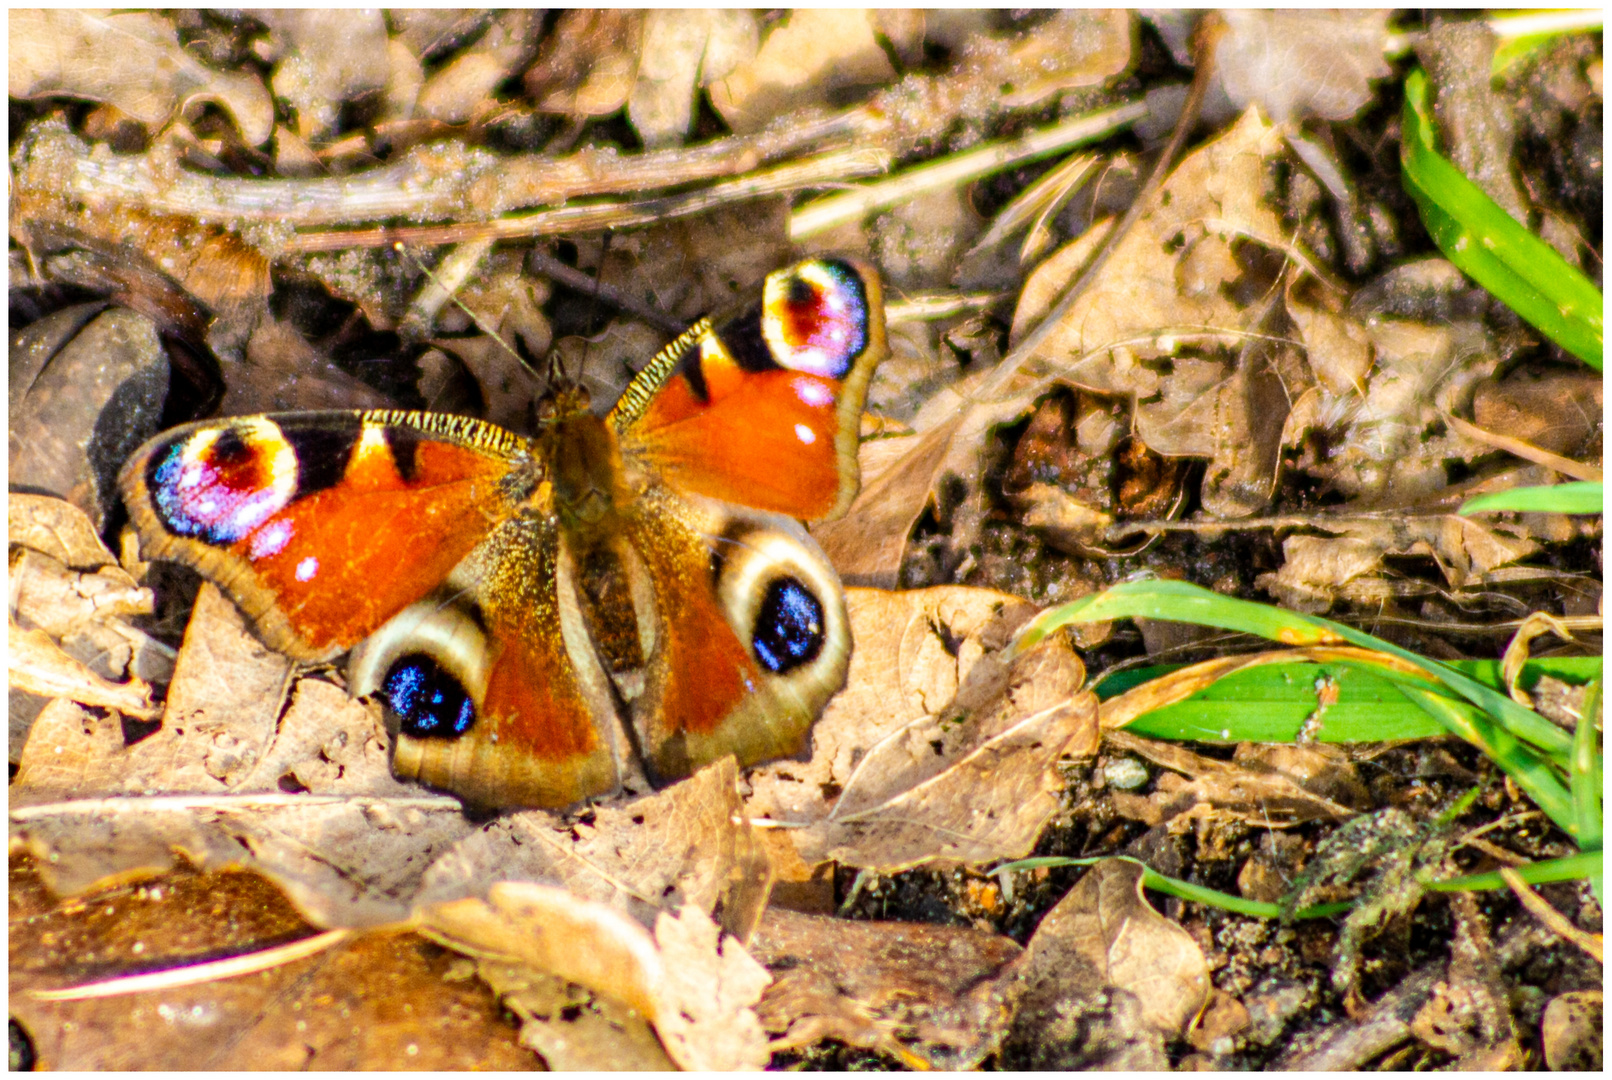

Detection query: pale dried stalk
xmin=789 ymin=102 xmax=1145 ymax=239
xmin=1499 ymin=867 xmax=1603 ymax=963
xmin=283 ymin=147 xmax=889 ymax=253
xmin=8 ymin=793 xmax=462 ymax=822
xmin=29 ymin=929 xmax=353 ymax=1001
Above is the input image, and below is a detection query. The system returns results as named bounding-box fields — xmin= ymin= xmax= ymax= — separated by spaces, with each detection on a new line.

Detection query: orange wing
xmin=615 ymin=258 xmax=887 ymax=522
xmin=120 ymin=410 xmax=535 ymax=661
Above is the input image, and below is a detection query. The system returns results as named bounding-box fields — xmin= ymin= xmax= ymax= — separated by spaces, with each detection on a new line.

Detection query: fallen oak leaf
xmin=418 ymin=882 xmax=771 ymax=1070
xmin=1011 ymin=857 xmax=1211 ymax=1041
xmin=414 ymin=757 xmax=774 ymax=943
xmin=8 ymin=625 xmax=158 ymax=720
xmin=9 ymin=9 xmax=274 ymax=144
xmin=751 ymin=906 xmax=1024 ymax=1069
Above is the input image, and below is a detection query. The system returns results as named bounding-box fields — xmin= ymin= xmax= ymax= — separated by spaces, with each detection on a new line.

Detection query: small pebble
xmin=1104 ymin=756 xmax=1149 ymax=790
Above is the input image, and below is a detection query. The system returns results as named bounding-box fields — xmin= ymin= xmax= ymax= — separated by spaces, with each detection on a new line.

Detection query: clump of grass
xmin=1007 ymin=577 xmax=1602 ymax=912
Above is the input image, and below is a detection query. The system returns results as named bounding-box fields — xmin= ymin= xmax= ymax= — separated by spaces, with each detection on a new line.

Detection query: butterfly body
xmin=120 ymin=258 xmax=885 ymax=810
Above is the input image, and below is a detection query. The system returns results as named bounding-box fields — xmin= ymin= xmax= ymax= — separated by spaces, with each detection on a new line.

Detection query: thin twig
xmin=1499 ymin=866 xmax=1603 ymax=963
xmin=282 ymin=147 xmax=888 ymax=253
xmin=29 ymin=929 xmax=353 ymax=1001
xmin=789 ymin=102 xmax=1146 ymax=239
xmin=8 ymin=793 xmax=462 ymax=822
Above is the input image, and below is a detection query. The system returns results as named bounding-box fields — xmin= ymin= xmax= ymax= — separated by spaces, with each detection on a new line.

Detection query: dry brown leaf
xmin=414 ymin=9 xmax=541 ymax=125
xmin=1012 ymin=109 xmax=1303 ymax=518
xmin=1541 ymin=990 xmax=1603 ymax=1071
xmin=815 ymin=364 xmax=1053 ymax=587
xmin=1013 ymin=857 xmax=1211 ymax=1039
xmin=10 ymin=549 xmax=152 ymax=639
xmin=108 ymin=584 xmax=294 ymax=795
xmin=253 ymin=10 xmax=390 ymax=141
xmin=8 ymin=493 xmax=121 ymax=572
xmin=1256 ymin=516 xmax=1541 ymax=613
xmin=10 ymin=858 xmax=534 ymax=1070
xmin=630 ymin=10 xmax=757 ymax=147
xmin=989 ymin=9 xmax=1135 ymax=108
xmin=12 ymin=794 xmax=473 ymax=929
xmin=479 ymin=960 xmax=676 ymax=1070
xmin=709 ymin=10 xmax=896 ymax=134
xmin=8 ymin=9 xmax=274 ymax=144
xmin=1213 ymin=10 xmax=1393 ymax=124
xmin=11 ymin=700 xmax=133 ymax=797
xmin=524 ymin=10 xmax=644 ymax=117
xmin=747 ymin=587 xmax=1095 ymax=873
xmin=419 ymin=883 xmax=771 ymax=1070
xmin=1285 ymin=278 xmax=1376 ymax=396
xmin=1107 ymin=729 xmax=1367 ymax=828
xmin=1308 ymin=317 xmax=1511 ymax=506
xmin=415 ymin=758 xmax=772 ymax=941
xmin=222 ymin=315 xmax=395 ymax=415
xmin=7 ymin=627 xmax=157 ymax=725
xmin=229 ymin=678 xmax=417 ymax=799
xmin=751 ymin=906 xmax=1024 ymax=1069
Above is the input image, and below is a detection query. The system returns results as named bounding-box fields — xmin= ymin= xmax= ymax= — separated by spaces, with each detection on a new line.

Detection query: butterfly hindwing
xmin=348 ymin=512 xmax=628 ymax=810
xmin=119 ymin=410 xmax=536 ymax=661
xmin=624 ymin=487 xmax=850 ymax=783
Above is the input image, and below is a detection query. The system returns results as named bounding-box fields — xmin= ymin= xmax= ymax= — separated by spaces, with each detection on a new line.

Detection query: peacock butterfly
xmin=118 ymin=258 xmax=887 ymax=810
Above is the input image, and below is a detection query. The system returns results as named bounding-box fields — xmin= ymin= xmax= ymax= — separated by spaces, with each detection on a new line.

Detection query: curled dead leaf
xmin=748 ymin=586 xmax=1096 ymax=873
xmin=1013 ymin=857 xmax=1210 ymax=1039
xmin=9 ymin=9 xmax=274 ymax=144
xmin=751 ymin=907 xmax=1024 ymax=1069
xmin=414 ymin=758 xmax=772 ymax=943
xmin=418 ymin=884 xmax=771 ymax=1070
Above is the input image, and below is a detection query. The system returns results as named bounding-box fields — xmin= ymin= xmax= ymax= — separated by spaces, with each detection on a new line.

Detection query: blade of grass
xmin=1460 ymin=480 xmax=1603 ymax=515
xmin=1395 ymin=682 xmax=1578 ymax=840
xmin=1016 ymin=579 xmax=1574 ymax=759
xmin=1100 ymin=655 xmax=1601 ymax=745
xmin=1572 ymin=676 xmax=1602 ymax=852
xmin=990 ymin=855 xmax=1351 ymax=920
xmin=1401 ymin=67 xmax=1603 ymax=369
xmin=1422 ymin=850 xmax=1602 ymax=893
xmin=992 ymin=852 xmax=1601 ymax=919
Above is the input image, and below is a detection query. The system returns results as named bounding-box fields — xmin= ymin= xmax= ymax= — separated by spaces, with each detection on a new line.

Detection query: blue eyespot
xmin=752 ymin=577 xmax=825 ymax=674
xmin=383 ymin=655 xmax=476 ymax=739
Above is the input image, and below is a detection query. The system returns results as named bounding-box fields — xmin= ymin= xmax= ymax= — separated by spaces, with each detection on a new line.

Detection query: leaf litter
xmin=9 ymin=8 xmax=1602 ymax=1071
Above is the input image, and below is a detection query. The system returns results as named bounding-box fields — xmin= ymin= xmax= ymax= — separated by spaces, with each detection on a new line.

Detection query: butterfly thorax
xmin=543 ymin=409 xmax=631 ymax=536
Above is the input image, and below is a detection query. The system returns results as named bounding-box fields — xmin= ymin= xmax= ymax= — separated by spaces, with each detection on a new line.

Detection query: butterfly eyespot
xmin=751 ymin=576 xmax=826 ymax=674
xmin=762 ymin=259 xmax=870 ymax=379
xmin=149 ymin=420 xmax=298 ymax=544
xmin=382 ymin=654 xmax=477 ymax=739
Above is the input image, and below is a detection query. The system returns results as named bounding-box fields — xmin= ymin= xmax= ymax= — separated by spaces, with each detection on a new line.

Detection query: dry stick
xmin=65 ymin=111 xmax=870 ymax=228
xmin=29 ymin=930 xmax=354 ymax=1002
xmin=7 ymin=793 xmax=462 ymax=822
xmin=1498 ymin=866 xmax=1604 ymax=962
xmin=281 ymin=147 xmax=889 ymax=253
xmin=788 ymin=102 xmax=1145 ymax=239
xmin=1441 ymin=412 xmax=1603 ymax=483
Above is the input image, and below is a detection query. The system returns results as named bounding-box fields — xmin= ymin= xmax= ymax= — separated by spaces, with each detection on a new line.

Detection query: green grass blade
xmin=1396 ymin=683 xmax=1578 ymax=840
xmin=1460 ymin=481 xmax=1603 ymax=515
xmin=1401 ymin=67 xmax=1603 ymax=369
xmin=1100 ymin=656 xmax=1601 ymax=745
xmin=1018 ymin=579 xmax=1574 ymax=759
xmin=992 ymin=852 xmax=1601 ymax=918
xmin=1571 ymin=676 xmax=1602 ymax=852
xmin=1423 ymin=850 xmax=1602 ymax=893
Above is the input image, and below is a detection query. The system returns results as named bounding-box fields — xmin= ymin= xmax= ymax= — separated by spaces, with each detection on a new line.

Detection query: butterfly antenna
xmin=394 ymin=242 xmax=545 ymax=391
